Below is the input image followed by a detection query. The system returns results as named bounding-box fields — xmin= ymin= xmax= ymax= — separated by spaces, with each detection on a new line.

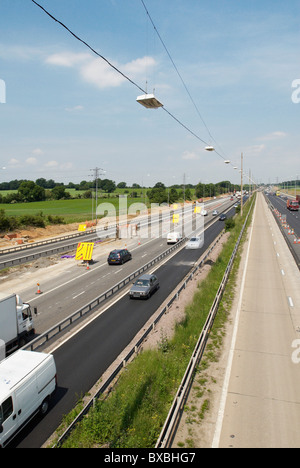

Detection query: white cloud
xmin=45 ymin=51 xmax=155 ymax=89
xmin=79 ymin=58 xmax=126 ymax=88
xmin=45 ymin=52 xmax=90 ymax=68
xmin=257 ymin=131 xmax=287 ymax=141
xmin=244 ymin=144 xmax=266 ymax=157
xmin=32 ymin=148 xmax=44 ymax=156
xmin=8 ymin=158 xmax=20 ymax=166
xmin=45 ymin=160 xmax=59 ymax=168
xmin=26 ymin=157 xmax=38 ymax=165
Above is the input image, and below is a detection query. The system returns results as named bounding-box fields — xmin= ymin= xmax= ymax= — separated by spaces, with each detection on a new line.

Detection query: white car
xmin=212 ymin=210 xmax=218 ymax=216
xmin=201 ymin=209 xmax=208 ymax=216
xmin=167 ymin=232 xmax=182 ymax=244
xmin=186 ymin=237 xmax=202 ymax=249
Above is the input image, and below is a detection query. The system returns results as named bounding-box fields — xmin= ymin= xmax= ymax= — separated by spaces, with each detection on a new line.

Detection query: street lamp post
xmin=240 ymin=153 xmax=243 ymax=217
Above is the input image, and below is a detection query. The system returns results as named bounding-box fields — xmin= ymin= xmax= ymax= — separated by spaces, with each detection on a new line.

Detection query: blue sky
xmin=0 ymin=0 xmax=299 ymax=187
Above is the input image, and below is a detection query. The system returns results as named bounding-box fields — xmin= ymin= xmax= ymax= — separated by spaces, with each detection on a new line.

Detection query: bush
xmin=225 ymin=218 xmax=235 ymax=231
xmin=47 ymin=215 xmax=65 ymax=225
xmin=19 ymin=214 xmax=45 ymax=228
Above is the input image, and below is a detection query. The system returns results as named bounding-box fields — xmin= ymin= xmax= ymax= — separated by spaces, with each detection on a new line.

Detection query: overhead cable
xmin=31 ymin=0 xmax=221 ymax=149
xmin=140 ymin=0 xmax=231 ymax=163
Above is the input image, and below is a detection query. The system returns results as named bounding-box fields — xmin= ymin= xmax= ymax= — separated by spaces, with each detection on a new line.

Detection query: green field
xmin=0 ymin=196 xmax=150 ymax=224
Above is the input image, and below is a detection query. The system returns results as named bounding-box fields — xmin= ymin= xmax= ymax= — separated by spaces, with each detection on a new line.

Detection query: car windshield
xmin=190 ymin=238 xmax=197 ymax=242
xmin=110 ymin=252 xmax=120 ymax=258
xmin=134 ymin=279 xmax=150 ymax=287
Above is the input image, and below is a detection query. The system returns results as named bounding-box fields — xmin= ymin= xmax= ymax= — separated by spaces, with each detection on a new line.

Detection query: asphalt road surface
xmin=213 ymin=193 xmax=300 ymax=448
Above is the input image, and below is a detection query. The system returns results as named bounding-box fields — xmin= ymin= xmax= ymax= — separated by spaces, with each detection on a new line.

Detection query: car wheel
xmin=40 ymin=398 xmax=50 ymax=416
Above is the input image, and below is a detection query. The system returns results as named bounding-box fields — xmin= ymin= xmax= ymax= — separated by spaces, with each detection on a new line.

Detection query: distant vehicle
xmin=219 ymin=214 xmax=227 ymax=221
xmin=185 ymin=237 xmax=202 ymax=249
xmin=107 ymin=249 xmax=132 ymax=265
xmin=0 ymin=350 xmax=57 ymax=448
xmin=129 ymin=274 xmax=159 ymax=299
xmin=167 ymin=232 xmax=182 ymax=244
xmin=201 ymin=210 xmax=208 ymax=216
xmin=212 ymin=210 xmax=218 ymax=216
xmin=234 ymin=203 xmax=239 ymax=208
xmin=0 ymin=293 xmax=36 ymax=360
xmin=287 ymin=199 xmax=299 ymax=211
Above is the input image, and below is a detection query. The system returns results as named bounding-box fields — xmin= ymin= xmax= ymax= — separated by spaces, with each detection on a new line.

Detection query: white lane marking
xmin=288 ymin=297 xmax=294 ymax=308
xmin=212 ymin=196 xmax=257 ymax=448
xmin=73 ymin=291 xmax=85 ymax=299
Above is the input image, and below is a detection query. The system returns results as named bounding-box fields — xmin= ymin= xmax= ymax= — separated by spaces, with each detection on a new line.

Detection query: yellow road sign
xmin=75 ymin=242 xmax=94 ymax=261
xmin=78 ymin=224 xmax=87 ymax=232
xmin=173 ymin=214 xmax=180 ymax=223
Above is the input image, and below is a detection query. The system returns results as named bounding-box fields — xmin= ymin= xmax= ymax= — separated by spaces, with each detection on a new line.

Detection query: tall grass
xmin=59 ymin=197 xmax=255 ymax=448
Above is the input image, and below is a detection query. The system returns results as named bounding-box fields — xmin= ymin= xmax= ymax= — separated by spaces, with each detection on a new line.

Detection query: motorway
xmin=1 ymin=198 xmax=231 ymax=334
xmin=213 ymin=193 xmax=300 ymax=448
xmin=267 ymin=193 xmax=300 ymax=238
xmin=4 ymin=197 xmax=237 ymax=448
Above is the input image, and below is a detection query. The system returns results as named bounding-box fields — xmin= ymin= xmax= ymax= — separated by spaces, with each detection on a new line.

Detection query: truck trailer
xmin=0 ymin=293 xmax=35 ymax=361
xmin=0 ymin=350 xmax=57 ymax=447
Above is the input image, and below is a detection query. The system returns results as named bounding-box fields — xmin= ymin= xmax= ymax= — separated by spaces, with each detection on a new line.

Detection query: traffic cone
xmin=36 ymin=283 xmax=42 ymax=294
xmin=86 ymin=262 xmax=90 ymax=270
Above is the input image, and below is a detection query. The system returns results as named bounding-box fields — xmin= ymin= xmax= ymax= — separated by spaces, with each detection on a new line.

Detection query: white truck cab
xmin=0 ymin=350 xmax=57 ymax=448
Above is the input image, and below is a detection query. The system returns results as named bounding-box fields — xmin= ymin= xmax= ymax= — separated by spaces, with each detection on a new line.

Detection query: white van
xmin=167 ymin=232 xmax=182 ymax=245
xmin=0 ymin=350 xmax=57 ymax=448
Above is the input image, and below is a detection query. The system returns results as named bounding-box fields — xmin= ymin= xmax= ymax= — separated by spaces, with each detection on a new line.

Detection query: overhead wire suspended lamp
xmin=136 ymin=13 xmax=163 ymax=110
xmin=136 ymin=92 xmax=163 ymax=109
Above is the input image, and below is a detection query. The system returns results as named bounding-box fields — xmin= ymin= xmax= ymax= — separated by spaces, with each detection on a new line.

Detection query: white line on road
xmin=73 ymin=291 xmax=85 ymax=299
xmin=212 ymin=196 xmax=257 ymax=448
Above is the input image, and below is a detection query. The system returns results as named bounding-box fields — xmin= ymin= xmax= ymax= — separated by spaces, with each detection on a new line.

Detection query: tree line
xmin=0 ymin=178 xmax=247 ymax=205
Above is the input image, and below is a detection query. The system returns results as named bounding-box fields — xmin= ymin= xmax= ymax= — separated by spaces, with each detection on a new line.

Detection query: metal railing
xmin=52 ymin=228 xmax=226 ymax=448
xmin=155 ymin=197 xmax=254 ymax=448
xmin=23 ymin=238 xmax=187 ymax=353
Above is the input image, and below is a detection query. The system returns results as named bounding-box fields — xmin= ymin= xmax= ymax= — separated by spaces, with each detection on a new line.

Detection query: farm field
xmin=0 ymin=195 xmax=149 ymax=224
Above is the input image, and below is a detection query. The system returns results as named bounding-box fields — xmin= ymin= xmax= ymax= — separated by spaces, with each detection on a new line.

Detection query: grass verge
xmin=57 ymin=196 xmax=256 ymax=448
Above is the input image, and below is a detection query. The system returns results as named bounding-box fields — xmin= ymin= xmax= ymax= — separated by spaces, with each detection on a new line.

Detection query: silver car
xmin=129 ymin=274 xmax=159 ymax=299
xmin=185 ymin=236 xmax=202 ymax=249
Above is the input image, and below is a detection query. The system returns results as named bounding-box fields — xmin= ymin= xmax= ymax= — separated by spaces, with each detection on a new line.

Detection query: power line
xmin=30 ymin=0 xmax=211 ymax=148
xmin=140 ymin=0 xmax=231 ymax=163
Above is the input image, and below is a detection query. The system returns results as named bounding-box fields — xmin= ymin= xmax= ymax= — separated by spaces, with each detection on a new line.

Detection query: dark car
xmin=107 ymin=249 xmax=132 ymax=265
xmin=129 ymin=274 xmax=159 ymax=299
xmin=219 ymin=214 xmax=227 ymax=221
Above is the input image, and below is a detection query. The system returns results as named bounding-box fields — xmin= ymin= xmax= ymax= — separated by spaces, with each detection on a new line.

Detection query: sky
xmin=0 ymin=0 xmax=299 ymax=188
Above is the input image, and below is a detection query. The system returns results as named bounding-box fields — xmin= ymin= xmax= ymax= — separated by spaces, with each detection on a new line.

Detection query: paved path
xmin=213 ymin=192 xmax=300 ymax=448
